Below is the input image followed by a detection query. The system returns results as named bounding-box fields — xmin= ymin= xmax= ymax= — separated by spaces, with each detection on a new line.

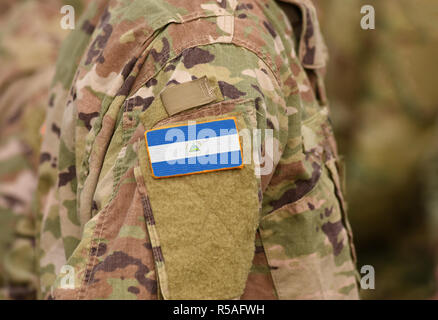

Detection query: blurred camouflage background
xmin=318 ymin=0 xmax=438 ymax=299
xmin=0 ymin=0 xmax=86 ymax=299
xmin=0 ymin=0 xmax=437 ymax=299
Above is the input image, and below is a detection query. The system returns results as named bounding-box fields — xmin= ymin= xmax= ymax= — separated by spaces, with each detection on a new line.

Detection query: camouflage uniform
xmin=424 ymin=121 xmax=438 ymax=298
xmin=36 ymin=0 xmax=359 ymax=299
xmin=0 ymin=0 xmax=78 ymax=299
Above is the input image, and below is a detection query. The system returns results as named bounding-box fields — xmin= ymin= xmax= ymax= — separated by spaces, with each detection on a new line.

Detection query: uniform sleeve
xmin=129 ymin=42 xmax=288 ymax=299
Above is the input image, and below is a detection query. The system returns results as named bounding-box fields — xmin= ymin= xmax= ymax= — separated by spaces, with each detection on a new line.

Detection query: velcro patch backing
xmin=160 ymin=76 xmax=222 ymax=116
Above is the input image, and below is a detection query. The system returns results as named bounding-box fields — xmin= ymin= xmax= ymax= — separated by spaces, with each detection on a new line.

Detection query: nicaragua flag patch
xmin=145 ymin=117 xmax=243 ymax=178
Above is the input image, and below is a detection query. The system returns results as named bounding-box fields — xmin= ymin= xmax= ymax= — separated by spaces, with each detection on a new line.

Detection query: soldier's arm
xmin=130 ymin=42 xmax=287 ymax=299
xmin=47 ymin=38 xmax=287 ymax=299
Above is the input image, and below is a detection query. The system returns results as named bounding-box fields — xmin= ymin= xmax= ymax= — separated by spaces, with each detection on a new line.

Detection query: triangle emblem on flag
xmin=189 ymin=144 xmax=200 ymax=152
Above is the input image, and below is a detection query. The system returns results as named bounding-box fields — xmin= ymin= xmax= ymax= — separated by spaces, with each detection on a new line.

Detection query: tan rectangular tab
xmin=160 ymin=76 xmax=222 ymax=116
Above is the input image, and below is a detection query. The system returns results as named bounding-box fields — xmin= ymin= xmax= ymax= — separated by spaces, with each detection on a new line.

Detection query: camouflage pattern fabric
xmin=318 ymin=0 xmax=438 ymax=299
xmin=35 ymin=0 xmax=358 ymax=299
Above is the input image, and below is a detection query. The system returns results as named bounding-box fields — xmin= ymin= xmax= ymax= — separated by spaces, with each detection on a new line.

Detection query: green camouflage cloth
xmin=36 ymin=0 xmax=358 ymax=299
xmin=0 ymin=0 xmax=77 ymax=299
xmin=318 ymin=0 xmax=438 ymax=299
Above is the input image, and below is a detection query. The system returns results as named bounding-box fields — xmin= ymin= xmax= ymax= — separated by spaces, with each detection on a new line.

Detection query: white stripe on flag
xmin=148 ymin=134 xmax=240 ymax=163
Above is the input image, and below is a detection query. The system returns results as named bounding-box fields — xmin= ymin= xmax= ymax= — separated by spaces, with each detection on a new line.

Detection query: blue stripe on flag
xmin=150 ymin=151 xmax=242 ymax=178
xmin=146 ymin=119 xmax=237 ymax=147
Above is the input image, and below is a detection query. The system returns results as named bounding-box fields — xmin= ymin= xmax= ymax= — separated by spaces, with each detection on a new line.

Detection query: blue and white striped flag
xmin=145 ymin=117 xmax=243 ymax=178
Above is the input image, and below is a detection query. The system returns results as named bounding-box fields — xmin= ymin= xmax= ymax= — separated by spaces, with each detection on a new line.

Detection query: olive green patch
xmin=139 ymin=113 xmax=260 ymax=299
xmin=160 ymin=76 xmax=223 ymax=116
